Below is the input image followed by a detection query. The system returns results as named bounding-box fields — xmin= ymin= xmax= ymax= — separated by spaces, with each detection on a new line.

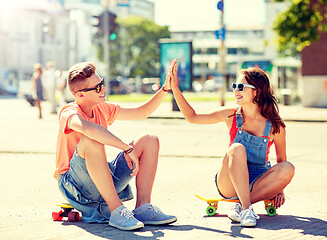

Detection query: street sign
xmin=217 ymin=1 xmax=223 ymax=11
xmin=215 ymin=28 xmax=226 ymax=40
xmin=117 ymin=0 xmax=130 ymax=7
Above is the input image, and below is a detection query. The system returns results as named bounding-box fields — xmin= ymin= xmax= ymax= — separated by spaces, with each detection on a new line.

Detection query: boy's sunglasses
xmin=76 ymin=79 xmax=104 ymax=94
xmin=232 ymin=83 xmax=255 ymax=92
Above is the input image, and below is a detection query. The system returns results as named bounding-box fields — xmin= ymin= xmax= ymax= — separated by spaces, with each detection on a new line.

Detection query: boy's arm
xmin=68 ymin=114 xmax=131 ymax=151
xmin=116 ymin=59 xmax=177 ymax=121
xmin=68 ymin=114 xmax=140 ymax=176
xmin=116 ymin=88 xmax=168 ymax=120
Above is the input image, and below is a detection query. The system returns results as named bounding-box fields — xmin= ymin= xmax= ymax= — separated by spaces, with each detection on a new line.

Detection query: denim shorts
xmin=215 ymin=161 xmax=271 ymax=200
xmin=58 ymin=150 xmax=134 ymax=223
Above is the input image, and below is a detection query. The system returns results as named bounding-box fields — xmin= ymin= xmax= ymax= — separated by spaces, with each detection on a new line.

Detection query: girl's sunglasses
xmin=232 ymin=83 xmax=255 ymax=92
xmin=76 ymin=79 xmax=104 ymax=94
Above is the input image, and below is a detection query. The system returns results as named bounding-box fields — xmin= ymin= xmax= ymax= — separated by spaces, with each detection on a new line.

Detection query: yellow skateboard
xmin=196 ymin=195 xmax=276 ymax=216
xmin=52 ymin=203 xmax=80 ymax=222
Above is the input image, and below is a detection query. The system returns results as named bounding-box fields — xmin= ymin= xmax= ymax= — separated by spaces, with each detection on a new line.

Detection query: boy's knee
xmin=77 ymin=135 xmax=104 ymax=156
xmin=139 ymin=134 xmax=160 ymax=147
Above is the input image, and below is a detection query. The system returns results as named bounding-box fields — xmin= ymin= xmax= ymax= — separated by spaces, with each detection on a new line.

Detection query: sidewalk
xmin=0 ymin=97 xmax=327 ymax=240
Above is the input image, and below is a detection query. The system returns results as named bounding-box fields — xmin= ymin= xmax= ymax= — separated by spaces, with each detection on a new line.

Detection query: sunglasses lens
xmin=238 ymin=84 xmax=244 ymax=92
xmin=232 ymin=83 xmax=236 ymax=90
xmin=96 ymin=80 xmax=104 ymax=93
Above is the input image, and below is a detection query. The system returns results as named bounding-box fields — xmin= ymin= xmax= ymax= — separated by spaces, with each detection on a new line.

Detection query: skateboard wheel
xmin=68 ymin=211 xmax=80 ymax=222
xmin=266 ymin=206 xmax=276 ymax=216
xmin=206 ymin=206 xmax=216 ymax=216
xmin=52 ymin=210 xmax=63 ymax=221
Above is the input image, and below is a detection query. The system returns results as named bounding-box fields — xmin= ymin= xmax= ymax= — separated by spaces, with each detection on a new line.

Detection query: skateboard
xmin=52 ymin=203 xmax=80 ymax=222
xmin=195 ymin=195 xmax=277 ymax=217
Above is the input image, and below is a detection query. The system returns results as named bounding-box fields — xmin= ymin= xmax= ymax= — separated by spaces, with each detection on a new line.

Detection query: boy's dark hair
xmin=67 ymin=62 xmax=96 ymax=93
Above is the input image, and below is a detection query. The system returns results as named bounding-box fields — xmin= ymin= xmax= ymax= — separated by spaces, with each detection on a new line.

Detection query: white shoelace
xmin=231 ymin=203 xmax=242 ymax=214
xmin=148 ymin=205 xmax=162 ymax=214
xmin=247 ymin=206 xmax=260 ymax=219
xmin=119 ymin=207 xmax=134 ymax=219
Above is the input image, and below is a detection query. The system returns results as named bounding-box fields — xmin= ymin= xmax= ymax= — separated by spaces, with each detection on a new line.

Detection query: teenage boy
xmin=55 ymin=60 xmax=177 ymax=230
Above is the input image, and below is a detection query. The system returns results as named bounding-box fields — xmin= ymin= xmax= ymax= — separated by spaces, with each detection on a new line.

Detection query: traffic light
xmin=42 ymin=18 xmax=54 ymax=36
xmin=91 ymin=13 xmax=104 ymax=36
xmin=108 ymin=11 xmax=118 ymax=41
xmin=92 ymin=11 xmax=118 ymax=41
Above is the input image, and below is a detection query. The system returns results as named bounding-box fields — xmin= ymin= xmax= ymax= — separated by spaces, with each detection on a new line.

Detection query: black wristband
xmin=124 ymin=147 xmax=133 ymax=154
xmin=162 ymin=87 xmax=171 ymax=92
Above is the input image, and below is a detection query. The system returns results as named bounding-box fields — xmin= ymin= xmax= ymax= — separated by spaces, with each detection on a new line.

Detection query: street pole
xmin=218 ymin=0 xmax=226 ymax=106
xmin=0 ymin=15 xmax=3 ymax=82
xmin=119 ymin=5 xmax=128 ymax=81
xmin=52 ymin=16 xmax=57 ymax=114
xmin=103 ymin=1 xmax=110 ymax=97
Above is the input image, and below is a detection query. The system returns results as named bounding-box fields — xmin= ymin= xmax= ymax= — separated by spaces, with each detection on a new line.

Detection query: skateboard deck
xmin=196 ymin=195 xmax=276 ymax=216
xmin=52 ymin=203 xmax=80 ymax=222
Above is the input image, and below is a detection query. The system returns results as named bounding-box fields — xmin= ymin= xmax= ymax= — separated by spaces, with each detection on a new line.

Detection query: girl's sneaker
xmin=228 ymin=202 xmax=242 ymax=222
xmin=240 ymin=205 xmax=260 ymax=227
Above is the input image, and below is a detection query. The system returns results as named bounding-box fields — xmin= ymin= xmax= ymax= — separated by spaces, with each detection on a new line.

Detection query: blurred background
xmin=0 ymin=0 xmax=327 ymax=108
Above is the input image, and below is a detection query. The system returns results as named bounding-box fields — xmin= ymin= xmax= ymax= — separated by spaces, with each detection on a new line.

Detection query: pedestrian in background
xmin=31 ymin=63 xmax=44 ymax=119
xmin=43 ymin=61 xmax=57 ymax=114
xmin=170 ymin=64 xmax=295 ymax=227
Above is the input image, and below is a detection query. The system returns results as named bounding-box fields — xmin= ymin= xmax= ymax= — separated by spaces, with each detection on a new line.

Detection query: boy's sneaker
xmin=109 ymin=205 xmax=144 ymax=231
xmin=132 ymin=203 xmax=177 ymax=225
xmin=240 ymin=205 xmax=260 ymax=227
xmin=228 ymin=202 xmax=242 ymax=222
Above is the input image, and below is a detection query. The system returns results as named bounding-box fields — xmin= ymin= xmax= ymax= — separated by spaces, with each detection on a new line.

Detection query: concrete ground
xmin=0 ymin=97 xmax=327 ymax=240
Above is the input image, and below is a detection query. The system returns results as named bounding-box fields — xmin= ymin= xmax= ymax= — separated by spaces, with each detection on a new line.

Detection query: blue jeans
xmin=58 ymin=150 xmax=134 ymax=223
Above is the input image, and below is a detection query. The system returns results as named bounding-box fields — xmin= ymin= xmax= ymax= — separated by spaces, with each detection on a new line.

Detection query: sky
xmin=0 ymin=0 xmax=266 ymax=30
xmin=149 ymin=0 xmax=266 ymax=30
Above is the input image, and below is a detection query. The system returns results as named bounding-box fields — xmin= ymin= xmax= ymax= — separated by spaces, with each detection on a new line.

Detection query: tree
xmin=273 ymin=0 xmax=327 ymax=56
xmin=94 ymin=16 xmax=170 ymax=78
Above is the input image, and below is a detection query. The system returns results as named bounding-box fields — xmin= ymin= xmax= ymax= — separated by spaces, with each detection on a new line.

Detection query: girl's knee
xmin=276 ymin=161 xmax=295 ymax=181
xmin=227 ymin=143 xmax=246 ymax=159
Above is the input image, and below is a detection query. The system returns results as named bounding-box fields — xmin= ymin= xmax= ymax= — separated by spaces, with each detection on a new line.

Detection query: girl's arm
xmin=272 ymin=126 xmax=288 ymax=208
xmin=273 ymin=126 xmax=287 ymax=163
xmin=171 ymin=62 xmax=233 ymax=124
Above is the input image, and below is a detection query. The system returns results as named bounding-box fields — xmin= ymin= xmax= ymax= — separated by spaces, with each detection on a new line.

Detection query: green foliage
xmin=273 ymin=0 xmax=327 ymax=56
xmin=93 ymin=16 xmax=170 ymax=78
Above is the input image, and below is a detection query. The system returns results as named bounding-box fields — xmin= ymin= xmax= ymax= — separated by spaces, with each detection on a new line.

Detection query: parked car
xmin=202 ymin=76 xmax=223 ymax=92
xmin=108 ymin=78 xmax=133 ymax=95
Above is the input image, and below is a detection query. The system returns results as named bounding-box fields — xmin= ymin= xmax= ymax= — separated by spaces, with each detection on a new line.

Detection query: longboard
xmin=52 ymin=203 xmax=80 ymax=222
xmin=196 ymin=195 xmax=276 ymax=216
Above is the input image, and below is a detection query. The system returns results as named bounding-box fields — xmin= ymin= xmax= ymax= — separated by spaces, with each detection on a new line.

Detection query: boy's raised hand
xmin=162 ymin=59 xmax=177 ymax=91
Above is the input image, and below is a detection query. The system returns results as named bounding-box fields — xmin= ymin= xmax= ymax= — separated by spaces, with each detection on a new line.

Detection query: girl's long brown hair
xmin=240 ymin=68 xmax=285 ymax=134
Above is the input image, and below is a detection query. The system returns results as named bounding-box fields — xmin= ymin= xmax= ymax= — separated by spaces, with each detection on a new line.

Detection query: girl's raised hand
xmin=162 ymin=59 xmax=177 ymax=91
xmin=170 ymin=59 xmax=179 ymax=90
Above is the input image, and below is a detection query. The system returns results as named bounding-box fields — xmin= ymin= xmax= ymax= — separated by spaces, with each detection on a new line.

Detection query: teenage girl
xmin=169 ymin=64 xmax=295 ymax=227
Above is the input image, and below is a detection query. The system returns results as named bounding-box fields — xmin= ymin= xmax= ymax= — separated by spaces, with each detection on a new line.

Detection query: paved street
xmin=0 ymin=97 xmax=327 ymax=240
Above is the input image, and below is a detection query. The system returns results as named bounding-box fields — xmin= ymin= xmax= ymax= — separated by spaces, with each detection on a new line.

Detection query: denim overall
xmin=233 ymin=112 xmax=272 ymax=184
